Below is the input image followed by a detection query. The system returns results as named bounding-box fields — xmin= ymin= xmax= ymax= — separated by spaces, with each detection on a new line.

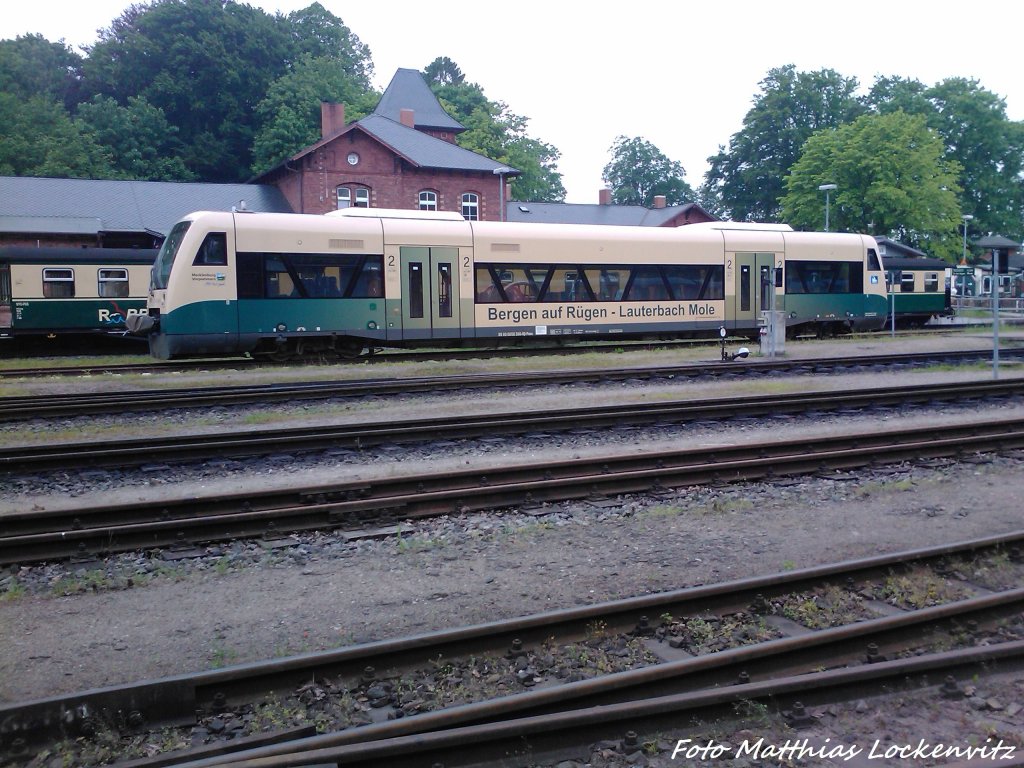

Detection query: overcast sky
xmin=4 ymin=1 xmax=1022 ymax=204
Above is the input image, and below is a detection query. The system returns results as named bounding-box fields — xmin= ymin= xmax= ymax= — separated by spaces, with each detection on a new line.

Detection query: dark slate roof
xmin=506 ymin=201 xmax=710 ymax=226
xmin=975 ymin=234 xmax=1021 ymax=249
xmin=357 ymin=115 xmax=519 ymax=174
xmin=374 ymin=68 xmax=465 ymax=132
xmin=0 ymin=177 xmax=292 ymax=237
xmin=874 ymin=236 xmax=929 ymax=259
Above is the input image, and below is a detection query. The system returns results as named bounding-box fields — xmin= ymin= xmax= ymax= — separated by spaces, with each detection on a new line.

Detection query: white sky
xmin=3 ymin=1 xmax=1023 ymax=203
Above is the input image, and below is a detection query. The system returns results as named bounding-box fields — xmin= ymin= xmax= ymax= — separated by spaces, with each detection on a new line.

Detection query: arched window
xmin=418 ymin=190 xmax=438 ymax=211
xmin=461 ymin=192 xmax=479 ymax=220
xmin=338 ymin=186 xmax=371 ymax=208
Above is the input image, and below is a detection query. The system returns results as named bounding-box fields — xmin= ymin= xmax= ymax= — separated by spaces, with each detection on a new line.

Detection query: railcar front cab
xmin=781 ymin=233 xmax=888 ymax=337
xmin=137 ymin=210 xmax=390 ymax=359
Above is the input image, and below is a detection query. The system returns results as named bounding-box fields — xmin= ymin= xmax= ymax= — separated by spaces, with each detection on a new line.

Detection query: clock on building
xmin=347 ymin=152 xmax=359 ymax=166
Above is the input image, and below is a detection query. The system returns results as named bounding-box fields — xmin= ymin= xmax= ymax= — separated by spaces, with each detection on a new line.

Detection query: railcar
xmin=0 ymin=246 xmax=156 ymax=341
xmin=883 ymin=257 xmax=953 ymax=327
xmin=129 ymin=209 xmax=889 ymax=360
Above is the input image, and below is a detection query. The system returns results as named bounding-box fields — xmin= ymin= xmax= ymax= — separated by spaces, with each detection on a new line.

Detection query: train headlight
xmin=367 ymin=321 xmax=378 ymax=330
xmin=275 ymin=323 xmax=287 ymax=332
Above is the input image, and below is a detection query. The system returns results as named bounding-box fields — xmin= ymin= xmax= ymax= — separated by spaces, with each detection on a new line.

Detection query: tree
xmin=426 ymin=63 xmax=565 ymax=202
xmin=781 ymin=111 xmax=963 ymax=260
xmin=76 ymin=95 xmax=195 ymax=180
xmin=0 ymin=93 xmax=117 ymax=178
xmin=284 ymin=3 xmax=373 ymax=88
xmin=423 ymin=56 xmax=464 ymax=86
xmin=703 ymin=65 xmax=865 ymax=221
xmin=81 ymin=0 xmax=295 ymax=181
xmin=868 ymin=77 xmax=1024 ymax=242
xmin=602 ymin=136 xmax=693 ymax=206
xmin=0 ymin=34 xmax=83 ymax=109
xmin=251 ymin=55 xmax=377 ymax=175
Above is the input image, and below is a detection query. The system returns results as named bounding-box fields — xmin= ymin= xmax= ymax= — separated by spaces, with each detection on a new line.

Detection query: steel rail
xmin=4 ymin=416 xmax=1024 ymax=564
xmin=2 ymin=348 xmax=1022 ymax=421
xmin=2 ymin=531 xmax=1022 ymax=760
xmin=191 ymin=642 xmax=1024 ymax=768
xmin=0 ymin=333 xmax=996 ymax=380
xmin=3 ymin=377 xmax=1024 ymax=478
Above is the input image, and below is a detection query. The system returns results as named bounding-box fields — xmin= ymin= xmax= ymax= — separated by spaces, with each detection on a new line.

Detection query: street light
xmin=493 ymin=166 xmax=512 ymax=222
xmin=818 ymin=184 xmax=837 ymax=231
xmin=961 ymin=214 xmax=973 ymax=265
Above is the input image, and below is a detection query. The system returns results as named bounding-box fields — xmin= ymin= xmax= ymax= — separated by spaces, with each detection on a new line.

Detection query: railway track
xmin=4 ymin=532 xmax=1022 ymax=766
xmin=3 ymin=376 xmax=1024 ymax=479
xmin=2 ymin=348 xmax=1023 ymax=422
xmin=4 ymin=410 xmax=1024 ymax=564
xmin=0 ymin=329 xmax=994 ymax=379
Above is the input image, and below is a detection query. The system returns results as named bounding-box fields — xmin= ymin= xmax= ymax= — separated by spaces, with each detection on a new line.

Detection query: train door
xmin=732 ymin=252 xmax=778 ymax=330
xmin=398 ymin=246 xmax=461 ymax=340
xmin=0 ymin=263 xmax=11 ymax=333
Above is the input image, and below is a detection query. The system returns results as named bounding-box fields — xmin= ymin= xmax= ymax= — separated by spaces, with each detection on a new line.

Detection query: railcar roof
xmin=0 ymin=246 xmax=157 ymax=264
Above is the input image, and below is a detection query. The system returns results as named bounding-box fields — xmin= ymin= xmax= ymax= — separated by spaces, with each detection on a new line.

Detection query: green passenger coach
xmin=0 ymin=246 xmax=155 ymax=341
xmin=129 ymin=209 xmax=889 ymax=360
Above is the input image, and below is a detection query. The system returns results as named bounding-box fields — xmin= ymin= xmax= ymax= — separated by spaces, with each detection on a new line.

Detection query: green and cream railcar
xmin=0 ymin=246 xmax=155 ymax=340
xmin=883 ymin=256 xmax=953 ymax=327
xmin=134 ymin=209 xmax=888 ymax=360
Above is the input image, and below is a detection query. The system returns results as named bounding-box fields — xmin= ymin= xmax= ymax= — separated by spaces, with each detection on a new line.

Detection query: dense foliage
xmin=0 ymin=1 xmax=564 ymax=199
xmin=704 ymin=65 xmax=1024 ymax=254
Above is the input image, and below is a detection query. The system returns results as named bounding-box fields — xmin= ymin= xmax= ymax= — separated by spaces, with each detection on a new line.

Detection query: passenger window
xmin=98 ymin=268 xmax=130 ymax=298
xmin=924 ymin=273 xmax=939 ymax=292
xmin=900 ymin=273 xmax=915 ymax=293
xmin=43 ymin=268 xmax=75 ymax=298
xmin=193 ymin=232 xmax=227 ymax=266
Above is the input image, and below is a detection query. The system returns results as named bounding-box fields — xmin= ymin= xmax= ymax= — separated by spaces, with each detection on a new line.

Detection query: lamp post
xmin=959 ymin=214 xmax=974 ymax=307
xmin=493 ymin=166 xmax=512 ymax=222
xmin=961 ymin=214 xmax=973 ymax=265
xmin=817 ymin=184 xmax=837 ymax=231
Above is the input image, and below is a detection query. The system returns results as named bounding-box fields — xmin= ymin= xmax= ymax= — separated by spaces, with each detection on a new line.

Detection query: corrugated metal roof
xmin=374 ymin=68 xmax=465 ymax=132
xmin=0 ymin=177 xmax=292 ymax=237
xmin=0 ymin=215 xmax=103 ymax=235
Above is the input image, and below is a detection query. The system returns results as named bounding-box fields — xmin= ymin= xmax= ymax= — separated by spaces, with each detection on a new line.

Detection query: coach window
xmin=418 ymin=190 xmax=438 ymax=211
xmin=900 ymin=272 xmax=916 ymax=292
xmin=924 ymin=272 xmax=939 ymax=292
xmin=461 ymin=193 xmax=479 ymax=220
xmin=337 ymin=187 xmax=351 ymax=209
xmin=42 ymin=268 xmax=75 ymax=298
xmin=193 ymin=232 xmax=227 ymax=266
xmin=98 ymin=268 xmax=130 ymax=298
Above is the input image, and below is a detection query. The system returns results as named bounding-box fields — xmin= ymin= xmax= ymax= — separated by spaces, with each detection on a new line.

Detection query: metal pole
xmin=824 ymin=191 xmax=830 ymax=232
xmin=768 ymin=266 xmax=776 ymax=360
xmin=992 ymin=250 xmax=1000 ymax=379
xmin=498 ymin=173 xmax=504 ymax=222
xmin=891 ymin=288 xmax=895 ymax=338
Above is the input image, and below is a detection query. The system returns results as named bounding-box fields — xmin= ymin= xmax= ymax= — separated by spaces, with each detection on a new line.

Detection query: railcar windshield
xmin=152 ymin=221 xmax=192 ymax=290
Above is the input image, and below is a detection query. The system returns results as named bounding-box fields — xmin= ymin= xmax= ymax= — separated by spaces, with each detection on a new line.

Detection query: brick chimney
xmin=599 ymin=188 xmax=612 ymax=205
xmin=653 ymin=195 xmax=667 ymax=209
xmin=400 ymin=108 xmax=415 ymax=128
xmin=320 ymin=102 xmax=346 ymax=138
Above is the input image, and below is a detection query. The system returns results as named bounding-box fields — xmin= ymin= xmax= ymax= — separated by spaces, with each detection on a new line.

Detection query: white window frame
xmin=461 ymin=192 xmax=479 ymax=220
xmin=42 ymin=268 xmax=75 ymax=298
xmin=98 ymin=268 xmax=130 ymax=298
xmin=337 ymin=187 xmax=351 ymax=209
xmin=354 ymin=188 xmax=369 ymax=208
xmin=418 ymin=190 xmax=438 ymax=211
